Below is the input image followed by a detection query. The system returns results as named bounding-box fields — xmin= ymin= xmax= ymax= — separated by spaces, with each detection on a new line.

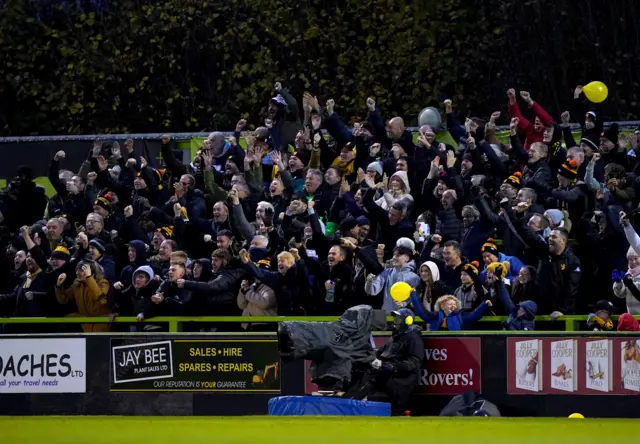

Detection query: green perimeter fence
xmin=0 ymin=314 xmax=637 ymax=333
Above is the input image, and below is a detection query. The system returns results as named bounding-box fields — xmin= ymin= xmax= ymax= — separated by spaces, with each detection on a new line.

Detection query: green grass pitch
xmin=2 ymin=416 xmax=639 ymax=444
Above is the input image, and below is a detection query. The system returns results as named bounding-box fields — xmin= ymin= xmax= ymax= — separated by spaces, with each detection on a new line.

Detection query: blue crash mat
xmin=268 ymin=396 xmax=391 ymax=416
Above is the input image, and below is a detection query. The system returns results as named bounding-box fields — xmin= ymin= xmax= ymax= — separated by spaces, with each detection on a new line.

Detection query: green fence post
xmin=168 ymin=319 xmax=179 ymax=333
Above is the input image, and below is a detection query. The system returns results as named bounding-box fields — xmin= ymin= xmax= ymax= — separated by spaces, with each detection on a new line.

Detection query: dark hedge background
xmin=1 ymin=0 xmax=639 ymax=136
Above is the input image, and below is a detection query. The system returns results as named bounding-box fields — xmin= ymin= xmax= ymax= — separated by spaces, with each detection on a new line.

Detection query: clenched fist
xmin=57 ymin=273 xmax=67 ymax=287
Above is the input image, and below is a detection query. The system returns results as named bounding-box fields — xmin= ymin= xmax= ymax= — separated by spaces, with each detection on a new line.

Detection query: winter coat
xmin=376 ymin=323 xmax=424 ymax=409
xmin=365 ymin=263 xmax=421 ymax=311
xmin=317 ymin=260 xmax=354 ymax=315
xmin=454 ymin=283 xmax=482 ymax=312
xmin=183 ymin=267 xmax=244 ymax=316
xmin=494 ymin=280 xmax=537 ymax=330
xmin=243 ymin=260 xmax=309 ymax=316
xmin=436 ymin=207 xmax=464 ymax=243
xmin=613 ymin=275 xmax=640 ymax=314
xmin=55 ymin=276 xmax=111 ymax=332
xmin=115 ymin=265 xmax=159 ymax=317
xmin=119 ymin=240 xmax=151 ymax=289
xmin=409 ymin=293 xmax=489 ymax=331
xmin=461 ymin=220 xmax=495 ymax=265
xmin=148 ymin=278 xmax=194 ymax=317
xmin=0 ymin=270 xmax=53 ymax=318
xmin=237 ymin=283 xmax=277 ymax=329
xmin=508 ymin=101 xmax=554 ymax=152
xmin=374 ymin=170 xmax=414 ymax=212
xmin=363 ymin=187 xmax=414 ymax=259
xmin=410 ymin=261 xmax=449 ymax=312
xmin=479 ymin=253 xmax=524 ymax=284
xmin=537 ymin=246 xmax=581 ymax=315
xmin=522 ymin=159 xmax=552 ymax=191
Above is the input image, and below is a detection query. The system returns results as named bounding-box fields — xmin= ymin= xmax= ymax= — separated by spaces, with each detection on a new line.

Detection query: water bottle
xmin=325 ymin=281 xmax=335 ymax=303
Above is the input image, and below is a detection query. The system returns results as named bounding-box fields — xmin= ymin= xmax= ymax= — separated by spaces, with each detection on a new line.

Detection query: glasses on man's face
xmin=86 ymin=219 xmax=100 ymax=225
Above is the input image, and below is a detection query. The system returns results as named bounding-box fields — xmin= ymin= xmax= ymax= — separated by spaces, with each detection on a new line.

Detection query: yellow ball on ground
xmin=568 ymin=413 xmax=584 ymax=419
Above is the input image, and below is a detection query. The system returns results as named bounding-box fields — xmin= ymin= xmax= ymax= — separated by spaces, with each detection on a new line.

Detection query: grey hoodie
xmin=365 ymin=262 xmax=421 ymax=311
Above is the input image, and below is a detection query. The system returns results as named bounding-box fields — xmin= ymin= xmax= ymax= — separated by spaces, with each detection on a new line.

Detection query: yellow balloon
xmin=390 ymin=282 xmax=412 ymax=302
xmin=568 ymin=413 xmax=584 ymax=419
xmin=583 ymin=81 xmax=608 ymax=104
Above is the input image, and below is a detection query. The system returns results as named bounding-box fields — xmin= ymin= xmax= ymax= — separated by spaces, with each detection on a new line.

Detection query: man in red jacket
xmin=508 ymin=89 xmax=555 ymax=152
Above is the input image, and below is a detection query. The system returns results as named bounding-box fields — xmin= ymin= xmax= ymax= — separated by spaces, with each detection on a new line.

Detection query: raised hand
xmin=519 ymin=91 xmax=533 ymax=105
xmin=173 ymin=182 xmax=185 ymax=199
xmin=161 ymin=135 xmax=171 ymax=145
xmin=57 ymin=273 xmax=67 ymax=287
xmin=124 ymin=205 xmax=134 ymax=218
xmin=113 ymin=281 xmax=124 ymax=291
xmin=561 ymin=111 xmax=570 ymax=124
xmin=369 ymin=143 xmax=382 ymax=156
xmin=506 ymin=88 xmax=516 ymax=104
xmin=236 ymin=119 xmax=247 ymax=132
xmin=490 ymin=111 xmax=501 ymax=122
xmin=97 ymin=155 xmax=108 ymax=171
xmin=238 ymin=249 xmax=250 ymax=264
xmin=366 ymin=97 xmax=376 ymax=111
xmin=176 ymin=279 xmax=185 ymax=288
xmin=444 ymin=99 xmax=453 ymax=114
xmin=274 ymin=82 xmax=282 ymax=92
xmin=54 ymin=150 xmax=66 ymax=162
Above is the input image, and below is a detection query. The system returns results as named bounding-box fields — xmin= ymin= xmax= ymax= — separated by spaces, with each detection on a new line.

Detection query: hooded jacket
xmin=365 ymin=262 xmax=421 ymax=311
xmin=115 ymin=265 xmax=160 ymax=316
xmin=119 ymin=240 xmax=151 ymax=288
xmin=413 ymin=261 xmax=448 ymax=312
xmin=375 ymin=170 xmax=414 ymax=211
xmin=55 ymin=275 xmax=111 ymax=332
xmin=493 ymin=280 xmax=537 ymax=330
xmin=479 ymin=253 xmax=524 ymax=284
xmin=409 ymin=293 xmax=489 ymax=331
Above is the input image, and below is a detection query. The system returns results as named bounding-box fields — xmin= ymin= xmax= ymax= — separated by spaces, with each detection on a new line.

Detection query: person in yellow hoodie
xmin=55 ymin=260 xmax=111 ymax=332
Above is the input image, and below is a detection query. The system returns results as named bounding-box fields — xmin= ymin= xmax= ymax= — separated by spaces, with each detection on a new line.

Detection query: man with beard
xmin=518 ymin=224 xmax=581 ymax=317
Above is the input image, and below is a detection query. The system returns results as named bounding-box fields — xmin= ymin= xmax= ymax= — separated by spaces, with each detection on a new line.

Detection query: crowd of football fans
xmin=2 ymin=82 xmax=640 ymax=333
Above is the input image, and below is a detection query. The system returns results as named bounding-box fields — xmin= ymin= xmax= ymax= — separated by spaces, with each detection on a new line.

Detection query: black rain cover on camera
xmin=279 ymin=305 xmax=385 ymax=385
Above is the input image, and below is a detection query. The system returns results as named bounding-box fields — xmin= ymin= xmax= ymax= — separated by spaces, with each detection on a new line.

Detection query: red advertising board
xmin=304 ymin=336 xmax=481 ymax=395
xmin=507 ymin=337 xmax=640 ymax=395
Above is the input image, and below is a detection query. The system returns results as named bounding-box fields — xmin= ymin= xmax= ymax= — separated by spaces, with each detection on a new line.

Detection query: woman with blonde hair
xmin=55 ymin=260 xmax=111 ymax=332
xmin=408 ymin=292 xmax=492 ymax=331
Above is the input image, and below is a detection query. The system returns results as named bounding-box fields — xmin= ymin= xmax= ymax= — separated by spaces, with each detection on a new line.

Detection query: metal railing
xmin=0 ymin=314 xmax=635 ymax=333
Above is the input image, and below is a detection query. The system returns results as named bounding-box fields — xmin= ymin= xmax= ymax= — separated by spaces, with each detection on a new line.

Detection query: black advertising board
xmin=110 ymin=338 xmax=281 ymax=393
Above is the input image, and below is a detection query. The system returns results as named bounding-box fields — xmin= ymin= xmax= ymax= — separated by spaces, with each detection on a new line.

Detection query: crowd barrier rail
xmin=0 ymin=314 xmax=636 ymax=333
